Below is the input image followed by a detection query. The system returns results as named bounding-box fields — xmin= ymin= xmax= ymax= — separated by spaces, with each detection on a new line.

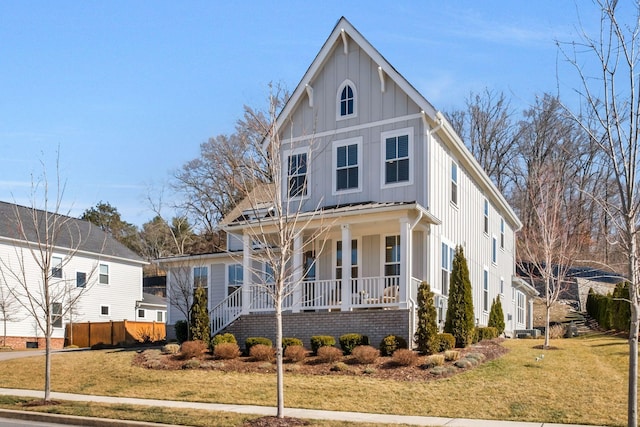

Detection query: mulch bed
xmin=132 ymin=338 xmax=508 ymax=382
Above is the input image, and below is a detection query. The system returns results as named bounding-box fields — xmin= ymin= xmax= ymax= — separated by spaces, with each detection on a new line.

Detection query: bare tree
xmin=226 ymin=86 xmax=330 ymax=418
xmin=0 ymin=161 xmax=99 ymax=402
xmin=559 ymin=2 xmax=640 ymax=425
xmin=0 ymin=282 xmax=21 ymax=347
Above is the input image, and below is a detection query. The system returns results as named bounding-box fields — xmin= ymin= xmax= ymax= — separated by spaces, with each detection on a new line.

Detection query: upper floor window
xmin=287 ymin=152 xmax=307 ymax=198
xmin=500 ymin=218 xmax=505 ymax=249
xmin=51 ymin=256 xmax=62 ymax=279
xmin=337 ymin=80 xmax=356 ymax=119
xmin=76 ymin=271 xmax=87 ymax=288
xmin=451 ymin=162 xmax=458 ymax=205
xmin=333 ymin=138 xmax=362 ymax=193
xmin=483 ymin=199 xmax=489 ymax=234
xmin=382 ymin=128 xmax=412 ymax=187
xmin=99 ymin=263 xmax=109 ymax=285
xmin=492 ymin=236 xmax=498 ymax=264
xmin=441 ymin=242 xmax=454 ymax=296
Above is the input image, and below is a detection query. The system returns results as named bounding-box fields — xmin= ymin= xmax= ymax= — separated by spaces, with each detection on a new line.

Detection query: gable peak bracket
xmin=341 ymin=29 xmax=348 ymax=55
xmin=377 ymin=66 xmax=386 ymax=93
xmin=305 ymin=84 xmax=314 ymax=108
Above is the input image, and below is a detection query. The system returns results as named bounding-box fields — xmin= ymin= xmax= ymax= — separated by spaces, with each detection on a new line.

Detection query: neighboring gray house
xmin=136 ymin=293 xmax=167 ymax=323
xmin=0 ymin=201 xmax=147 ymax=349
xmin=161 ymin=17 xmax=534 ymax=346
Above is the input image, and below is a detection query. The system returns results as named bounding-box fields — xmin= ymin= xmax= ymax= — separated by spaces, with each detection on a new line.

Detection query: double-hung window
xmin=228 ymin=264 xmax=242 ymax=296
xmin=441 ymin=242 xmax=454 ymax=296
xmin=51 ymin=256 xmax=62 ymax=279
xmin=333 ymin=138 xmax=361 ymax=193
xmin=483 ymin=269 xmax=489 ymax=312
xmin=384 ymin=236 xmax=400 ymax=277
xmin=492 ymin=236 xmax=498 ymax=264
xmin=287 ymin=151 xmax=307 ymax=198
xmin=483 ymin=199 xmax=489 ymax=234
xmin=76 ymin=271 xmax=87 ymax=288
xmin=336 ymin=239 xmax=359 ymax=280
xmin=383 ymin=129 xmax=412 ymax=186
xmin=51 ymin=302 xmax=63 ymax=328
xmin=451 ymin=161 xmax=458 ymax=205
xmin=99 ymin=263 xmax=109 ymax=285
xmin=500 ymin=218 xmax=505 ymax=249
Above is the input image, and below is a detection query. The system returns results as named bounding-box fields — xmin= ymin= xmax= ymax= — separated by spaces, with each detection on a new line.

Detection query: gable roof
xmin=0 ymin=201 xmax=146 ymax=264
xmin=273 ymin=16 xmax=521 ymax=231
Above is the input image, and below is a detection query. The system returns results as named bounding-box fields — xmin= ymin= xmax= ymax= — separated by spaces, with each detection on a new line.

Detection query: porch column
xmin=399 ymin=217 xmax=410 ymax=309
xmin=528 ymin=298 xmax=534 ymax=329
xmin=341 ymin=224 xmax=352 ymax=311
xmin=291 ymin=232 xmax=303 ymax=313
xmin=242 ymin=234 xmax=252 ymax=315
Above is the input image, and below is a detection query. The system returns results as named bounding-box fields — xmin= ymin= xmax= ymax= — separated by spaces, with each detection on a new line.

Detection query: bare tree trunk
xmin=44 ymin=333 xmax=51 ymax=402
xmin=275 ymin=300 xmax=284 ymax=418
xmin=545 ymin=277 xmax=551 ymax=349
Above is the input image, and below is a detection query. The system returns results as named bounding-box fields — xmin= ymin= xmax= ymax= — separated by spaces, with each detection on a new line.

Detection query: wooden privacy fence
xmin=65 ymin=320 xmax=166 ymax=348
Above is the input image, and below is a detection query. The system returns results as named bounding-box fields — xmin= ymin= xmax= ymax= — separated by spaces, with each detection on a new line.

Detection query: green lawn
xmin=0 ymin=334 xmax=632 ymax=426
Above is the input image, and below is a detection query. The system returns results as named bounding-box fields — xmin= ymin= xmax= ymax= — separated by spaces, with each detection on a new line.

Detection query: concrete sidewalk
xmin=0 ymin=388 xmax=604 ymax=427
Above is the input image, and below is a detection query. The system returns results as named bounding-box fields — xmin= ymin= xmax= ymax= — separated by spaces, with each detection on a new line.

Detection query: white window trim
xmin=51 ymin=255 xmax=63 ymax=279
xmin=380 ymin=234 xmax=401 ymax=277
xmin=381 ymin=127 xmax=414 ymax=189
xmin=500 ymin=217 xmax=505 ymax=250
xmin=157 ymin=311 xmax=165 ymax=323
xmin=334 ymin=237 xmax=362 ymax=280
xmin=451 ymin=161 xmax=459 ymax=207
xmin=193 ymin=265 xmax=209 ymax=289
xmin=282 ymin=146 xmax=310 ymax=201
xmin=98 ymin=262 xmax=110 ymax=286
xmin=138 ymin=309 xmax=146 ymax=319
xmin=483 ymin=267 xmax=490 ymax=313
xmin=483 ymin=199 xmax=489 ymax=235
xmin=75 ymin=270 xmax=87 ymax=288
xmin=499 ymin=276 xmax=505 ymax=296
xmin=226 ymin=263 xmax=243 ymax=295
xmin=100 ymin=305 xmax=111 ymax=317
xmin=440 ymin=238 xmax=455 ymax=296
xmin=492 ymin=235 xmax=498 ymax=265
xmin=332 ymin=137 xmax=363 ymax=195
xmin=336 ymin=79 xmax=358 ymax=121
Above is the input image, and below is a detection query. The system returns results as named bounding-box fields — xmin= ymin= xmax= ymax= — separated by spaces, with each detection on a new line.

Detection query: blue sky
xmin=0 ymin=1 xmax=607 ymax=227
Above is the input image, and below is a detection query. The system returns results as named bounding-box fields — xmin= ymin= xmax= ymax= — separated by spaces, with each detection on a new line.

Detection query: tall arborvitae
xmin=414 ymin=281 xmax=439 ymax=354
xmin=488 ymin=297 xmax=505 ymax=336
xmin=444 ymin=245 xmax=475 ymax=347
xmin=189 ymin=286 xmax=210 ymax=345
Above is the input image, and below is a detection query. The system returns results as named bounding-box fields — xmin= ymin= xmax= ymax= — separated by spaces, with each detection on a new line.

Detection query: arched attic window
xmin=337 ymin=80 xmax=357 ymax=120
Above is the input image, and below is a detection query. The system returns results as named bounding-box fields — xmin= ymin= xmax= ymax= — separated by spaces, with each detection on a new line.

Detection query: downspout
xmin=407 ymin=210 xmax=423 ymax=348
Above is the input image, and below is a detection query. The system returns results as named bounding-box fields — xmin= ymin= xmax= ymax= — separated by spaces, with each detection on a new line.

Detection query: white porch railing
xmin=350 ymin=276 xmax=400 ymax=308
xmin=210 ymin=287 xmax=243 ymax=335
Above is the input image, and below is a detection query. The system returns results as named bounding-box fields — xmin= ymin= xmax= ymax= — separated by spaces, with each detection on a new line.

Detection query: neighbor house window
xmin=337 ymin=80 xmax=356 ymax=118
xmin=99 ymin=264 xmax=109 ymax=285
xmin=287 ymin=152 xmax=307 ymax=198
xmin=138 ymin=309 xmax=145 ymax=319
xmin=76 ymin=271 xmax=86 ymax=288
xmin=451 ymin=161 xmax=458 ymax=205
xmin=384 ymin=236 xmax=400 ymax=277
xmin=193 ymin=266 xmax=208 ymax=289
xmin=333 ymin=138 xmax=362 ymax=193
xmin=51 ymin=302 xmax=62 ymax=328
xmin=156 ymin=311 xmax=164 ymax=322
xmin=51 ymin=256 xmax=62 ymax=279
xmin=483 ymin=199 xmax=489 ymax=234
xmin=483 ymin=269 xmax=489 ymax=312
xmin=100 ymin=305 xmax=110 ymax=316
xmin=228 ymin=264 xmax=243 ymax=296
xmin=441 ymin=242 xmax=454 ymax=296
xmin=500 ymin=218 xmax=505 ymax=249
xmin=382 ymin=128 xmax=412 ymax=186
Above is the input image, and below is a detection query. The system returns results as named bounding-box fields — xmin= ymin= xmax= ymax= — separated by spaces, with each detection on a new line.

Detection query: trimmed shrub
xmin=475 ymin=327 xmax=498 ymax=342
xmin=245 ymin=337 xmax=273 ymax=354
xmin=436 ymin=333 xmax=455 ymax=352
xmin=211 ymin=333 xmax=237 ymax=348
xmin=488 ymin=297 xmax=506 ymax=335
xmin=213 ymin=342 xmax=241 ymax=360
xmin=284 ymin=345 xmax=307 ymax=363
xmin=466 ymin=352 xmax=486 ymax=363
xmin=190 ymin=287 xmax=210 ymax=346
xmin=444 ymin=246 xmax=475 ymax=348
xmin=454 ymin=358 xmax=473 ymax=369
xmin=430 ymin=366 xmax=447 ymax=376
xmin=250 ymin=344 xmax=275 ymax=362
xmin=379 ymin=335 xmax=408 ymax=356
xmin=282 ymin=337 xmax=303 ymax=351
xmin=317 ymin=346 xmax=343 ymax=363
xmin=391 ymin=349 xmax=418 ymax=366
xmin=182 ymin=359 xmax=200 ymax=369
xmin=339 ymin=333 xmax=370 ymax=355
xmin=363 ymin=367 xmax=377 ymax=375
xmin=444 ymin=350 xmax=460 ymax=361
xmin=330 ymin=362 xmax=350 ymax=372
xmin=310 ymin=335 xmax=336 ymax=355
xmin=174 ymin=320 xmax=188 ymax=343
xmin=351 ymin=345 xmax=379 ymax=364
xmin=422 ymin=354 xmax=445 ymax=369
xmin=414 ymin=281 xmax=439 ymax=355
xmin=549 ymin=324 xmax=565 ymax=339
xmin=162 ymin=343 xmax=180 ymax=355
xmin=180 ymin=340 xmax=206 ymax=359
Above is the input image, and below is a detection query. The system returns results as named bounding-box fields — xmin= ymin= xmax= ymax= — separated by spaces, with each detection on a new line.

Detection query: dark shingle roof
xmin=0 ymin=201 xmax=145 ymax=263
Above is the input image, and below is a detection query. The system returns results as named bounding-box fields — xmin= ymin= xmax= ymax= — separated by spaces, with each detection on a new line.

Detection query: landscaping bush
xmin=443 ymin=246 xmax=475 ymax=348
xmin=379 ymin=334 xmax=408 ymax=356
xmin=488 ymin=297 xmax=505 ymax=335
xmin=466 ymin=352 xmax=486 ymax=363
xmin=422 ymin=354 xmax=445 ymax=369
xmin=436 ymin=333 xmax=455 ymax=352
xmin=182 ymin=359 xmax=201 ymax=369
xmin=351 ymin=345 xmax=379 ymax=364
xmin=414 ymin=281 xmax=439 ymax=355
xmin=213 ymin=342 xmax=241 ymax=360
xmin=330 ymin=362 xmax=350 ymax=372
xmin=549 ymin=324 xmax=565 ymax=339
xmin=475 ymin=326 xmax=498 ymax=342
xmin=174 ymin=320 xmax=188 ymax=343
xmin=454 ymin=358 xmax=473 ymax=369
xmin=339 ymin=333 xmax=370 ymax=355
xmin=250 ymin=344 xmax=275 ymax=362
xmin=190 ymin=287 xmax=210 ymax=346
xmin=444 ymin=350 xmax=460 ymax=361
xmin=179 ymin=340 xmax=206 ymax=359
xmin=245 ymin=337 xmax=273 ymax=354
xmin=162 ymin=343 xmax=180 ymax=355
xmin=310 ymin=335 xmax=336 ymax=355
xmin=282 ymin=337 xmax=303 ymax=351
xmin=317 ymin=345 xmax=343 ymax=363
xmin=211 ymin=333 xmax=237 ymax=348
xmin=284 ymin=345 xmax=307 ymax=363
xmin=391 ymin=349 xmax=418 ymax=366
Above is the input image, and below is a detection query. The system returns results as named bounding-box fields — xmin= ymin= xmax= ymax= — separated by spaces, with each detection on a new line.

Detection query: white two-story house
xmin=0 ymin=201 xmax=147 ymax=349
xmin=161 ymin=17 xmax=537 ymax=347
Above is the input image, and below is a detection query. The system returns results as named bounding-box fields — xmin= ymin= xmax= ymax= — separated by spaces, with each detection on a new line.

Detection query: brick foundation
xmin=0 ymin=336 xmax=65 ymax=350
xmin=223 ymin=309 xmax=410 ymax=351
